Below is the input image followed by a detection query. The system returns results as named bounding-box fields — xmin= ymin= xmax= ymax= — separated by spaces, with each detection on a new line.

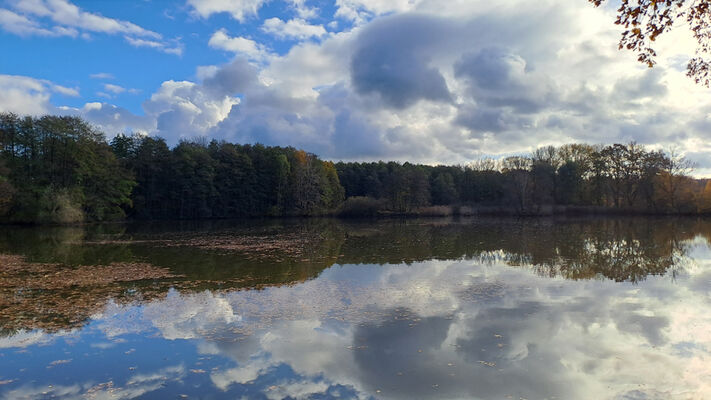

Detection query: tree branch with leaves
xmin=590 ymin=0 xmax=711 ymax=85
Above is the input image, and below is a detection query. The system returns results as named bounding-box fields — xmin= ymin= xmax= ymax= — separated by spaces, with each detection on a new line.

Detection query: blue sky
xmin=1 ymin=0 xmax=711 ymax=174
xmin=0 ymin=0 xmax=347 ymax=114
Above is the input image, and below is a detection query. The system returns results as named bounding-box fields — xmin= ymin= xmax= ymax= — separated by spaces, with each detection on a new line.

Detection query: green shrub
xmin=37 ymin=188 xmax=85 ymax=224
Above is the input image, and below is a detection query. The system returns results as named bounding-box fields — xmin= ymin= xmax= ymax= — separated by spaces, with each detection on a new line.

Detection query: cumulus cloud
xmin=103 ymin=83 xmax=126 ymax=94
xmin=261 ymin=17 xmax=327 ymax=40
xmin=350 ymin=14 xmax=453 ymax=109
xmin=208 ymin=29 xmax=270 ymax=61
xmin=288 ymin=0 xmax=319 ymax=20
xmin=0 ymin=74 xmax=78 ymax=115
xmin=13 ymin=0 xmax=708 ymax=169
xmin=67 ymin=102 xmax=153 ymax=135
xmin=335 ymin=0 xmax=420 ymax=25
xmin=141 ymin=77 xmax=242 ymax=139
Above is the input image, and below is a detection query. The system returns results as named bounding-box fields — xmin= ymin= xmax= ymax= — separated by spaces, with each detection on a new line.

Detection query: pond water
xmin=0 ymin=217 xmax=710 ymax=399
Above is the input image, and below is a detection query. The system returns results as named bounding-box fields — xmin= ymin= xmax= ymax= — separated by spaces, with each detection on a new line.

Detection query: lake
xmin=0 ymin=217 xmax=710 ymax=399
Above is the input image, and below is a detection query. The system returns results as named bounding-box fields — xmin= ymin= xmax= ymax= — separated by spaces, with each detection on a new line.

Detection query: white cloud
xmin=208 ymin=29 xmax=270 ymax=61
xmin=10 ymin=0 xmax=708 ymax=168
xmin=65 ymin=102 xmax=154 ymax=135
xmin=288 ymin=0 xmax=319 ymax=20
xmin=0 ymin=7 xmax=74 ymax=36
xmin=141 ymin=79 xmax=241 ymax=140
xmin=90 ymin=72 xmax=114 ymax=80
xmin=98 ymin=83 xmax=140 ymax=98
xmin=49 ymin=82 xmax=79 ymax=96
xmin=0 ymin=74 xmax=78 ymax=115
xmin=124 ymin=36 xmax=183 ymax=56
xmin=103 ymin=83 xmax=125 ymax=94
xmin=335 ymin=0 xmax=420 ymax=25
xmin=12 ymin=0 xmax=160 ymax=38
xmin=261 ymin=17 xmax=327 ymax=40
xmin=186 ymin=0 xmax=265 ymax=21
xmin=0 ymin=0 xmax=181 ymax=55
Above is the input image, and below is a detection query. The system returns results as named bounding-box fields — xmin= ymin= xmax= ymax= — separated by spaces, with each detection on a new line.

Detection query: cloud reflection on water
xmin=84 ymin=255 xmax=711 ymax=399
xmin=1 ymin=219 xmax=711 ymax=399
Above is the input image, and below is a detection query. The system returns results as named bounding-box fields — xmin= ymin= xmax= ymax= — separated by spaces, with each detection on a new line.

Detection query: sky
xmin=1 ymin=0 xmax=710 ymax=174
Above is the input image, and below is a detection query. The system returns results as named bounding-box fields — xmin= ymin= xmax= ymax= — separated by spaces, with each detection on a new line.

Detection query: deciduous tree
xmin=590 ymin=0 xmax=711 ymax=85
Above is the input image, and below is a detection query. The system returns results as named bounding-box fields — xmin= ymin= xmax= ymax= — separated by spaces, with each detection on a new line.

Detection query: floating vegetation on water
xmin=0 ymin=254 xmax=179 ymax=333
xmin=85 ymin=231 xmax=338 ymax=260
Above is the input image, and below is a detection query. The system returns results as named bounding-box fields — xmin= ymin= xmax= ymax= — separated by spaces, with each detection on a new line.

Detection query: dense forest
xmin=0 ymin=113 xmax=343 ymax=223
xmin=1 ymin=112 xmax=711 ymax=223
xmin=337 ymin=143 xmax=711 ymax=216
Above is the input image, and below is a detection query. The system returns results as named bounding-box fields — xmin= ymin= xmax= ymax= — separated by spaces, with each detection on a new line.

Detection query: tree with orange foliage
xmin=290 ymin=150 xmax=321 ymax=214
xmin=590 ymin=0 xmax=711 ymax=86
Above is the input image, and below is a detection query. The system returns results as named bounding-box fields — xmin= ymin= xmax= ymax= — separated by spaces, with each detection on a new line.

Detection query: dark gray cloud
xmin=612 ymin=68 xmax=668 ymax=101
xmin=456 ymin=106 xmax=534 ymax=134
xmin=203 ymin=57 xmax=260 ymax=97
xmin=455 ymin=47 xmax=554 ymax=114
xmin=331 ymin=109 xmax=387 ymax=158
xmin=455 ymin=47 xmax=529 ymax=91
xmin=350 ymin=14 xmax=453 ymax=109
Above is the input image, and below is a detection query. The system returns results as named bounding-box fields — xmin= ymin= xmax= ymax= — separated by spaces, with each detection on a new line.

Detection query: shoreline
xmin=2 ymin=205 xmax=710 ymax=227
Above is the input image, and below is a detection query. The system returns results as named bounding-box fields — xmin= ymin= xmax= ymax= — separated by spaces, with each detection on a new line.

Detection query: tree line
xmin=0 ymin=113 xmax=343 ymax=223
xmin=337 ymin=143 xmax=711 ymax=215
xmin=2 ymin=112 xmax=711 ymax=223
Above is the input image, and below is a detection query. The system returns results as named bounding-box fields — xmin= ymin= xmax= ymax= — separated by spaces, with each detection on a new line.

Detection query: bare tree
xmin=660 ymin=146 xmax=696 ymax=211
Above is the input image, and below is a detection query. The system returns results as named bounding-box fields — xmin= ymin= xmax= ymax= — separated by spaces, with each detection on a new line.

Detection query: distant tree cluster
xmin=0 ymin=113 xmax=134 ymax=224
xmin=0 ymin=113 xmax=343 ymax=223
xmin=2 ymin=112 xmax=710 ymax=223
xmin=337 ymin=143 xmax=711 ymax=215
xmin=110 ymin=134 xmax=344 ymax=219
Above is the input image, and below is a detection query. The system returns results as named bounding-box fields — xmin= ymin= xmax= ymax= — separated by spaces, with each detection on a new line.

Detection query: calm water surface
xmin=0 ymin=217 xmax=710 ymax=399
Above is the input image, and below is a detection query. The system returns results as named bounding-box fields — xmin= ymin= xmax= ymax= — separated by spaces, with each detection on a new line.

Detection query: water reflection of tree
xmin=0 ymin=217 xmax=708 ymax=335
xmin=0 ymin=220 xmax=346 ymax=335
xmin=557 ymin=219 xmax=692 ymax=281
xmin=467 ymin=218 xmax=698 ymax=282
xmin=334 ymin=218 xmax=702 ymax=283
